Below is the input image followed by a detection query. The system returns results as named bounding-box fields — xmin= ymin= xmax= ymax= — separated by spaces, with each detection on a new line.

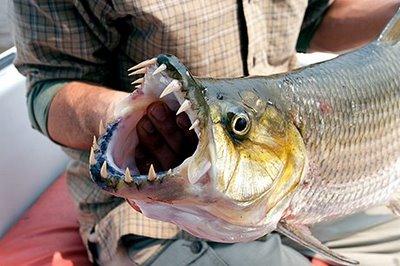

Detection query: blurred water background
xmin=0 ymin=0 xmax=13 ymax=53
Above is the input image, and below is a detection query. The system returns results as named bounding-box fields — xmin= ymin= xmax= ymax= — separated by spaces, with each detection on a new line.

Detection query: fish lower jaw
xmin=90 ymin=56 xmax=214 ymax=190
xmin=130 ymin=198 xmax=277 ymax=243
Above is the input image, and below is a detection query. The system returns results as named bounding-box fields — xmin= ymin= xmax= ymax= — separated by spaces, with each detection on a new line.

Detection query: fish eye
xmin=231 ymin=113 xmax=251 ymax=136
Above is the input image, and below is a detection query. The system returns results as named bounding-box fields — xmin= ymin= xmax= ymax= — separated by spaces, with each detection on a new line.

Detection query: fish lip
xmin=89 ymin=54 xmax=215 ymax=192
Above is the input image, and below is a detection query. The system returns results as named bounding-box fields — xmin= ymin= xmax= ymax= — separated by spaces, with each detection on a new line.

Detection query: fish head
xmin=90 ymin=54 xmax=307 ymax=242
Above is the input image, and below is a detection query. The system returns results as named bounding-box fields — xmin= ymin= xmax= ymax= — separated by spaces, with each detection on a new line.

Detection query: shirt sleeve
xmin=26 ymin=80 xmax=68 ymax=137
xmin=10 ymin=0 xmax=122 ymax=135
xmin=296 ymin=0 xmax=332 ymax=53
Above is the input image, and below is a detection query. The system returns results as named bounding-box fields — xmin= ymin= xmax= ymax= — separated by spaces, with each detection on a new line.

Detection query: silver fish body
xmin=197 ymin=36 xmax=400 ymax=225
xmin=283 ymin=41 xmax=400 ymax=225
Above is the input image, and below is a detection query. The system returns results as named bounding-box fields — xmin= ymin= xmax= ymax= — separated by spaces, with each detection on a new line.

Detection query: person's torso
xmin=106 ymin=0 xmax=308 ymax=90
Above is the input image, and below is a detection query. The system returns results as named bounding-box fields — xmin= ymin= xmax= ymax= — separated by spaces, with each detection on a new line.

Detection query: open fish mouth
xmin=89 ymin=55 xmax=247 ymax=241
xmin=90 ymin=54 xmax=213 ymax=193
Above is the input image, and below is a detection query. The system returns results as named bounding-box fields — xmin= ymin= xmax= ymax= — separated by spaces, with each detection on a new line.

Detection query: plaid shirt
xmin=11 ymin=0 xmax=328 ymax=263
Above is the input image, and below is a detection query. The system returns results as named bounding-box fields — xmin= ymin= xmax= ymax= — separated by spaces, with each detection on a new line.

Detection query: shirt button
xmin=190 ymin=241 xmax=203 ymax=254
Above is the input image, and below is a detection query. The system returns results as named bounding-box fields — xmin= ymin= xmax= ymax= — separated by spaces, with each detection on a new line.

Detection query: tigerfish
xmin=89 ymin=9 xmax=400 ymax=265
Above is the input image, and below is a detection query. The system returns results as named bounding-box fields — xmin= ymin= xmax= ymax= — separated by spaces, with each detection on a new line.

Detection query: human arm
xmin=310 ymin=0 xmax=400 ymax=52
xmin=12 ymin=0 xmax=197 ymax=171
xmin=47 ymin=82 xmax=126 ymax=150
xmin=47 ymin=82 xmax=197 ymax=172
xmin=11 ymin=0 xmax=124 ymax=150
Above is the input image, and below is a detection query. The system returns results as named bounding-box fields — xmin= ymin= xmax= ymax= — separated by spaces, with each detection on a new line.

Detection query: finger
xmin=134 ymin=144 xmax=161 ymax=174
xmin=176 ymin=113 xmax=199 ymax=157
xmin=147 ymin=101 xmax=188 ymax=156
xmin=136 ymin=115 xmax=179 ymax=170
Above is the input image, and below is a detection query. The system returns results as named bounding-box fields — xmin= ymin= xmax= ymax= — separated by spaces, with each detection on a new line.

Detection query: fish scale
xmin=282 ymin=40 xmax=400 ymax=225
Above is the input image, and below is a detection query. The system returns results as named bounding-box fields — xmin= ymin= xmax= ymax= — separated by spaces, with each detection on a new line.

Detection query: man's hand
xmin=135 ymin=101 xmax=198 ymax=174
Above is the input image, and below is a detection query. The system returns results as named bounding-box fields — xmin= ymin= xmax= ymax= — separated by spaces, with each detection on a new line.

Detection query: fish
xmin=89 ymin=9 xmax=400 ymax=265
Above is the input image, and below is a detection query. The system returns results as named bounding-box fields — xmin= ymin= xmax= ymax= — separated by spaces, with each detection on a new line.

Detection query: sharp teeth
xmin=189 ymin=119 xmax=199 ymax=130
xmin=128 ymin=58 xmax=157 ymax=72
xmin=133 ymin=85 xmax=141 ymax=93
xmin=89 ymin=148 xmax=96 ymax=165
xmin=147 ymin=164 xmax=157 ymax=181
xmin=159 ymin=80 xmax=181 ymax=98
xmin=176 ymin=100 xmax=191 ymax=115
xmin=152 ymin=64 xmax=167 ymax=76
xmin=128 ymin=67 xmax=147 ymax=76
xmin=100 ymin=162 xmax=108 ymax=178
xmin=167 ymin=169 xmax=172 ymax=175
xmin=132 ymin=84 xmax=142 ymax=92
xmin=124 ymin=167 xmax=133 ymax=183
xmin=131 ymin=77 xmax=144 ymax=85
xmin=92 ymin=136 xmax=99 ymax=150
xmin=99 ymin=120 xmax=105 ymax=136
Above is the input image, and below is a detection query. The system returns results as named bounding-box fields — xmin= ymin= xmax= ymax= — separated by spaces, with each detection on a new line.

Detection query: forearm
xmin=48 ymin=81 xmax=127 ymax=150
xmin=310 ymin=0 xmax=400 ymax=52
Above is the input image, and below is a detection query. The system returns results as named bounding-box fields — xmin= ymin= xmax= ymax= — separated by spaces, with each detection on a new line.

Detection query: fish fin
xmin=276 ymin=222 xmax=358 ymax=266
xmin=378 ymin=8 xmax=400 ymax=45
